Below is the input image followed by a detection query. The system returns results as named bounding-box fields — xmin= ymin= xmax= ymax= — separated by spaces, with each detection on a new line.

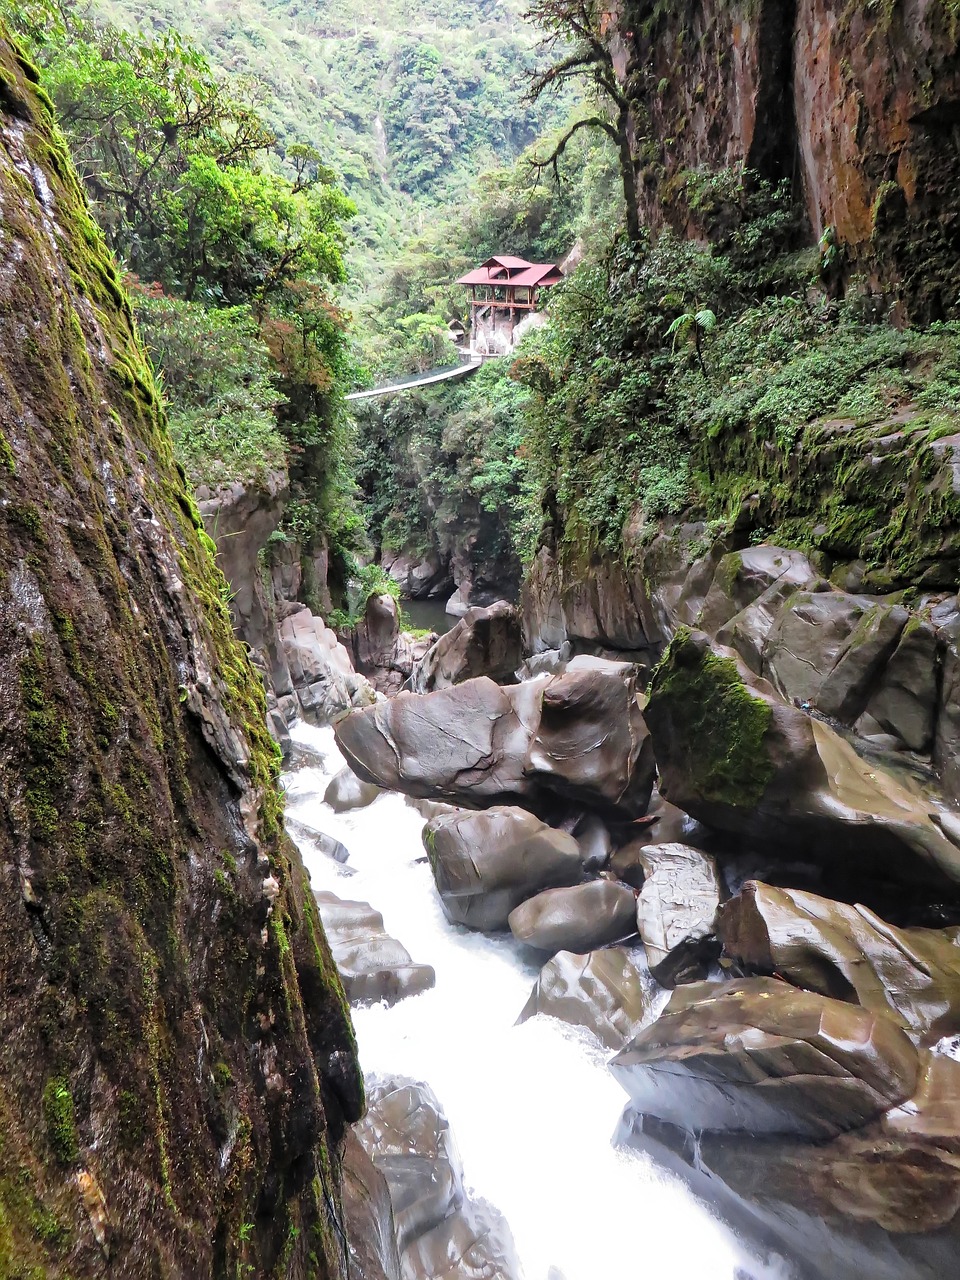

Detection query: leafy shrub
xmin=133 ymin=290 xmax=286 ymax=488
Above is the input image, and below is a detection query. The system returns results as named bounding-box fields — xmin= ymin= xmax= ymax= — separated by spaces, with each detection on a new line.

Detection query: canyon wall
xmin=0 ymin=34 xmax=361 ymax=1278
xmin=616 ymin=0 xmax=960 ymax=319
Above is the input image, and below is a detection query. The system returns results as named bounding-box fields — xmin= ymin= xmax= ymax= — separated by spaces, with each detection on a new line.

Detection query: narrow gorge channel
xmin=284 ymin=722 xmax=783 ymax=1280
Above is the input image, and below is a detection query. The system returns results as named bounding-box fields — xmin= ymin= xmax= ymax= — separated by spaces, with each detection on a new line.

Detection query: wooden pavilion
xmin=456 ymin=255 xmax=563 ymax=355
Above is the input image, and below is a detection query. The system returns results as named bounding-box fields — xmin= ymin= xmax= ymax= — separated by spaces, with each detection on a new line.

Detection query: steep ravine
xmin=0 ymin=35 xmax=360 ymax=1278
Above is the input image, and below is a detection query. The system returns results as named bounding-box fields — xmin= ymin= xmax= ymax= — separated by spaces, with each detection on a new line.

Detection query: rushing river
xmin=283 ymin=720 xmax=790 ymax=1280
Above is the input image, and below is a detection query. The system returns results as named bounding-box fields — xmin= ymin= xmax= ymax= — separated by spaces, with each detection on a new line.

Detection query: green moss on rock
xmin=647 ymin=627 xmax=776 ymax=809
xmin=0 ymin=30 xmax=359 ymax=1279
xmin=41 ymin=1082 xmax=77 ymax=1168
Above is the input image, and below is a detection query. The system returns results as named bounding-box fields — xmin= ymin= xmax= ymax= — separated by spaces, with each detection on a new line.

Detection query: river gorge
xmin=284 ymin=721 xmax=787 ymax=1280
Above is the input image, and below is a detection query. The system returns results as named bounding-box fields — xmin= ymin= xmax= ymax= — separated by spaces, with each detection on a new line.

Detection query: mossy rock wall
xmin=700 ymin=410 xmax=960 ymax=592
xmin=617 ymin=0 xmax=960 ymax=320
xmin=0 ymin=32 xmax=360 ymax=1280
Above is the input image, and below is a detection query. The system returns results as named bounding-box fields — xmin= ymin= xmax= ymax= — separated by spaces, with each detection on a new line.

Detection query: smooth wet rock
xmin=697 ymin=546 xmax=824 ymax=643
xmin=286 ymin=817 xmax=350 ymax=864
xmin=410 ymin=600 xmax=523 ymax=692
xmin=644 ymin=628 xmax=960 ymax=893
xmin=572 ymin=812 xmax=613 ymax=871
xmin=357 ymin=1076 xmax=521 ymax=1280
xmin=423 ymin=807 xmax=581 ymax=930
xmin=507 ymin=881 xmax=638 ymax=954
xmin=280 ymin=604 xmax=377 ymax=722
xmin=636 ymin=843 xmax=722 ymax=986
xmin=860 ymin=618 xmax=939 ymax=752
xmin=617 ymin=1101 xmax=960 ymax=1280
xmin=763 ymin=590 xmax=909 ymax=724
xmin=518 ymin=948 xmax=655 ymax=1049
xmin=336 ymin=677 xmax=534 ymax=805
xmin=404 ymin=795 xmax=460 ymax=822
xmin=527 ymin=656 xmax=655 ymax=815
xmin=401 ymin=1203 xmax=522 ymax=1280
xmin=516 ymin=644 xmax=572 ymax=679
xmin=314 ymin=891 xmax=435 ymax=1005
xmin=325 ymin=764 xmax=382 ymax=813
xmin=343 ymin=1129 xmax=403 ymax=1280
xmin=608 ymin=792 xmax=711 ymax=889
xmin=335 ymin=665 xmax=655 ymax=818
xmin=717 ymin=880 xmax=960 ymax=1045
xmin=356 ymin=1078 xmax=462 ymax=1254
xmin=611 ymin=977 xmax=919 ymax=1140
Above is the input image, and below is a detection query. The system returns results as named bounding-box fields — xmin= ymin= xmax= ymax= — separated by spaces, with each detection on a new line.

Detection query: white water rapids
xmin=284 ymin=720 xmax=791 ymax=1280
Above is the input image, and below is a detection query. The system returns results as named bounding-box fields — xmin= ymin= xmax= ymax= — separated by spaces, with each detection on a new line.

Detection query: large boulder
xmin=507 ymin=881 xmax=638 ymax=954
xmin=518 ymin=948 xmax=655 ymax=1049
xmin=608 ymin=791 xmax=711 ymax=889
xmin=635 ymin=843 xmax=722 ymax=986
xmin=357 ymin=1076 xmax=521 ymax=1280
xmin=697 ymin=545 xmax=825 ymax=644
xmin=423 ymin=807 xmax=582 ymax=931
xmin=860 ymin=617 xmax=939 ymax=751
xmin=335 ymin=661 xmax=655 ymax=819
xmin=314 ymin=891 xmax=435 ymax=1005
xmin=336 ymin=678 xmax=538 ymax=809
xmin=570 ymin=812 xmax=613 ymax=871
xmin=762 ymin=590 xmax=909 ymax=724
xmin=525 ymin=656 xmax=656 ymax=815
xmin=410 ymin=600 xmax=523 ymax=692
xmin=344 ymin=592 xmax=436 ymax=696
xmin=611 ymin=978 xmax=919 ymax=1141
xmin=644 ymin=628 xmax=960 ymax=894
xmin=325 ymin=764 xmax=382 ymax=813
xmin=717 ymin=880 xmax=960 ymax=1046
xmin=521 ymin=544 xmax=662 ymax=656
xmin=617 ymin=1083 xmax=960 ymax=1280
xmin=279 ymin=604 xmax=376 ymax=722
xmin=383 ymin=548 xmax=453 ymax=599
xmin=350 ymin=591 xmax=403 ymax=675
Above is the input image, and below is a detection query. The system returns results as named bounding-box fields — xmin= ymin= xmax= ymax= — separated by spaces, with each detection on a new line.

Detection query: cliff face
xmin=616 ymin=0 xmax=960 ymax=319
xmin=0 ymin=34 xmax=361 ymax=1280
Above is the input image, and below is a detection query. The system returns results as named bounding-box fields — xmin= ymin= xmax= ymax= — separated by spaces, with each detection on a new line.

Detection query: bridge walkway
xmin=345 ymin=356 xmax=483 ymax=402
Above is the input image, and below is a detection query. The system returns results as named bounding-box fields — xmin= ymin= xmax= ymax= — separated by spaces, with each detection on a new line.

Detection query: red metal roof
xmin=456 ymin=257 xmax=562 ymax=287
xmin=486 ymin=255 xmax=533 ymax=271
xmin=509 ymin=264 xmax=564 ymax=288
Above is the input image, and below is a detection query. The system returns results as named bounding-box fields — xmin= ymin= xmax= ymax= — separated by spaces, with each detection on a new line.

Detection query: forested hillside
xmin=94 ymin=0 xmax=571 ymax=262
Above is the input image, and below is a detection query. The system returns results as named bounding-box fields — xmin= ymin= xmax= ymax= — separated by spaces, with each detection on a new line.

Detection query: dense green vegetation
xmin=356 ymin=357 xmax=534 ymax=589
xmin=18 ymin=0 xmax=959 ymax=608
xmin=8 ymin=0 xmax=368 ymax=593
xmin=92 ymin=0 xmax=575 ymax=261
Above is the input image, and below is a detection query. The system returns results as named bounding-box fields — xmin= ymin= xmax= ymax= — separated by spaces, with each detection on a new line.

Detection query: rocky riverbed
xmin=308 ymin=578 xmax=960 ymax=1280
xmin=284 ymin=722 xmax=786 ymax=1280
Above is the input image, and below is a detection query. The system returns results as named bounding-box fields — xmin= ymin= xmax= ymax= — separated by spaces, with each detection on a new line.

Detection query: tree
xmin=526 ymin=0 xmax=642 ymax=242
xmin=12 ymin=4 xmax=354 ymax=304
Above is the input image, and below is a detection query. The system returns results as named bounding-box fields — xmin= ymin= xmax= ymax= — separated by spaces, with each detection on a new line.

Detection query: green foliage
xmin=355 ymin=356 xmax=532 ymax=580
xmin=41 ymin=1080 xmax=78 ymax=1167
xmin=356 ymin=126 xmax=618 ymax=381
xmin=7 ymin=0 xmax=364 ymax=574
xmin=328 ymin=562 xmax=401 ymax=629
xmin=10 ymin=4 xmax=355 ymax=302
xmin=132 ymin=289 xmax=286 ymax=487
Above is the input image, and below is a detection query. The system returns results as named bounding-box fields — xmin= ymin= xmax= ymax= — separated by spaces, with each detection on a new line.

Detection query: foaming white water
xmin=284 ymin=720 xmax=787 ymax=1280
